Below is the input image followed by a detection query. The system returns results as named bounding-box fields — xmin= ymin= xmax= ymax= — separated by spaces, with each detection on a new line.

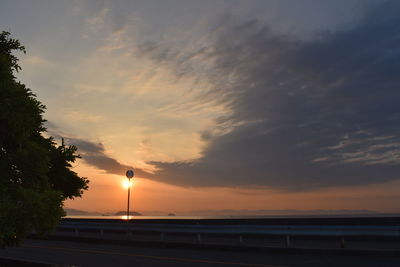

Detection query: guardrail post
xmin=74 ymin=229 xmax=79 ymax=237
xmin=127 ymin=230 xmax=132 ymax=240
xmin=340 ymin=237 xmax=345 ymax=248
xmin=239 ymin=235 xmax=244 ymax=246
xmin=285 ymin=235 xmax=290 ymax=248
xmin=160 ymin=232 xmax=165 ymax=242
xmin=197 ymin=233 xmax=201 ymax=244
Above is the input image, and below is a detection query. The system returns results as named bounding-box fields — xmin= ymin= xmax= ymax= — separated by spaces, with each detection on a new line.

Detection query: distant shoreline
xmin=63 ymin=214 xmax=400 ymax=226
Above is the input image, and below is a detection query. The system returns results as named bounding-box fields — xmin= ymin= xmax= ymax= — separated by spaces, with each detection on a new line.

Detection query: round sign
xmin=126 ymin=169 xmax=134 ymax=178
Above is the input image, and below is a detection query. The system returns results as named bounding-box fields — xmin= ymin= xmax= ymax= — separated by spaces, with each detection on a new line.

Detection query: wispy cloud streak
xmin=143 ymin=1 xmax=400 ymax=190
xmin=47 ymin=123 xmax=149 ymax=177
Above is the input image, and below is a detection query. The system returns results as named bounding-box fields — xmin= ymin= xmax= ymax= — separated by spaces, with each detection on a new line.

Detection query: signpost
xmin=126 ymin=169 xmax=134 ymax=223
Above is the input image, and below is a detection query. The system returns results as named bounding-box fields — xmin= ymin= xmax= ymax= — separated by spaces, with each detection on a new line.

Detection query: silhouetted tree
xmin=0 ymin=31 xmax=89 ymax=247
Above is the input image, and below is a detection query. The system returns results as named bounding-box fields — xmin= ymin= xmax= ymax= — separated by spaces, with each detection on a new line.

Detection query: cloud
xmin=22 ymin=55 xmax=52 ymax=66
xmin=46 ymin=124 xmax=148 ymax=177
xmin=143 ymin=1 xmax=400 ymax=190
xmin=68 ymin=137 xmax=150 ymax=177
xmin=64 ymin=110 xmax=104 ymax=122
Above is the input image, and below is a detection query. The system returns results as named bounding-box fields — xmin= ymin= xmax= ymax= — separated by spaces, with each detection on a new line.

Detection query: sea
xmin=66 ymin=215 xmax=220 ymax=220
xmin=65 ymin=213 xmax=400 ymax=221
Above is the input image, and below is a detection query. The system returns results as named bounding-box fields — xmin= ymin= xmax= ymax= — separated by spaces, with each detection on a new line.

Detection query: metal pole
xmin=127 ymin=178 xmax=130 ymax=223
xmin=125 ymin=169 xmax=134 ymax=235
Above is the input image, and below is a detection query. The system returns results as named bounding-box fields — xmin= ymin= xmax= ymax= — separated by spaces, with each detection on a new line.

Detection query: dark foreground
xmin=1 ymin=239 xmax=400 ymax=267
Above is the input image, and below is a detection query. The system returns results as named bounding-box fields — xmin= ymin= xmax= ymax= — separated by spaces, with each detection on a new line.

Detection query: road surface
xmin=0 ymin=239 xmax=400 ymax=267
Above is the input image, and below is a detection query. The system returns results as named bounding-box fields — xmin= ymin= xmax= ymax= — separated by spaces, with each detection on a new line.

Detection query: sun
xmin=122 ymin=179 xmax=133 ymax=189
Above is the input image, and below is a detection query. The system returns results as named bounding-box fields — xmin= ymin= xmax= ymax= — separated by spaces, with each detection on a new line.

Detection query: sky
xmin=1 ymin=0 xmax=400 ymax=215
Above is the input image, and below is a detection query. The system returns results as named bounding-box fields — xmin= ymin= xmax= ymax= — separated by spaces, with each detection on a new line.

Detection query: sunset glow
xmin=122 ymin=179 xmax=133 ymax=189
xmin=3 ymin=0 xmax=400 ymax=216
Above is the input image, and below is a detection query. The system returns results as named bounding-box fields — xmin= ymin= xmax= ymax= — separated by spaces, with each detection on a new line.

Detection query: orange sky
xmin=4 ymin=1 xmax=400 ymax=215
xmin=65 ymin=162 xmax=400 ymax=214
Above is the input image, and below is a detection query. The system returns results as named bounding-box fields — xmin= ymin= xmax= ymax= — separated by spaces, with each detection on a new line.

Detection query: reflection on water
xmin=64 ymin=213 xmax=400 ymax=220
xmin=65 ymin=215 xmax=220 ymax=220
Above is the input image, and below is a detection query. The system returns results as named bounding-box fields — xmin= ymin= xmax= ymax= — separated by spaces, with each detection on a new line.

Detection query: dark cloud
xmin=147 ymin=1 xmax=400 ymax=190
xmin=46 ymin=125 xmax=148 ymax=177
xmin=67 ymin=137 xmax=149 ymax=177
xmin=67 ymin=140 xmax=129 ymax=175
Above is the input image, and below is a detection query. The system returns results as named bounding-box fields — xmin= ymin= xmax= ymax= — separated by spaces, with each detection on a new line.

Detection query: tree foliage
xmin=0 ymin=31 xmax=89 ymax=247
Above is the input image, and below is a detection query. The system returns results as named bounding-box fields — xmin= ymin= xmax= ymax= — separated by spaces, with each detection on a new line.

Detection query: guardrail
xmin=52 ymin=221 xmax=400 ymax=249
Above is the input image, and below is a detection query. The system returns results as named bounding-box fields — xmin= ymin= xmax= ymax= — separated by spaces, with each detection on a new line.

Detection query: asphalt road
xmin=1 ymin=239 xmax=400 ymax=267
